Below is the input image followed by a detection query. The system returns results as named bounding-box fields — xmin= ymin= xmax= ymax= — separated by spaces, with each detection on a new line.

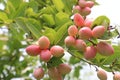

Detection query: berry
xmin=81 ymin=7 xmax=91 ymax=16
xmin=84 ymin=18 xmax=93 ymax=28
xmin=40 ymin=50 xmax=51 ymax=62
xmin=97 ymin=69 xmax=107 ymax=80
xmin=68 ymin=25 xmax=78 ymax=36
xmin=85 ymin=1 xmax=94 ymax=8
xmin=78 ymin=0 xmax=86 ymax=8
xmin=64 ymin=36 xmax=76 ymax=47
xmin=113 ymin=73 xmax=120 ymax=80
xmin=33 ymin=67 xmax=44 ymax=79
xmin=72 ymin=5 xmax=81 ymax=13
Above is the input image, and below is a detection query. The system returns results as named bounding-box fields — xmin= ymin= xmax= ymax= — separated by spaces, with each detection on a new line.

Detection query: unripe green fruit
xmin=96 ymin=41 xmax=114 ymax=56
xmin=72 ymin=5 xmax=81 ymax=13
xmin=84 ymin=46 xmax=97 ymax=60
xmin=78 ymin=27 xmax=92 ymax=40
xmin=113 ymin=73 xmax=120 ymax=80
xmin=57 ymin=63 xmax=71 ymax=75
xmin=48 ymin=67 xmax=63 ymax=80
xmin=97 ymin=69 xmax=107 ymax=80
xmin=40 ymin=50 xmax=51 ymax=62
xmin=50 ymin=45 xmax=64 ymax=57
xmin=78 ymin=0 xmax=86 ymax=8
xmin=85 ymin=1 xmax=94 ymax=8
xmin=68 ymin=25 xmax=78 ymax=36
xmin=74 ymin=13 xmax=84 ymax=27
xmin=81 ymin=7 xmax=91 ymax=16
xmin=26 ymin=45 xmax=41 ymax=56
xmin=64 ymin=36 xmax=76 ymax=47
xmin=92 ymin=26 xmax=106 ymax=38
xmin=75 ymin=39 xmax=87 ymax=52
xmin=33 ymin=67 xmax=44 ymax=79
xmin=84 ymin=18 xmax=93 ymax=28
xmin=38 ymin=36 xmax=50 ymax=49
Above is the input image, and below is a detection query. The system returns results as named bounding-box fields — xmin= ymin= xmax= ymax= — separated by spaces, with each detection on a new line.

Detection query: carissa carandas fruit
xmin=97 ymin=69 xmax=107 ymax=80
xmin=33 ymin=67 xmax=44 ymax=79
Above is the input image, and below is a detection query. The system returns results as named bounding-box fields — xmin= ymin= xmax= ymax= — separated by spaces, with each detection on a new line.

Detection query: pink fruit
xmin=85 ymin=1 xmax=94 ymax=8
xmin=97 ymin=69 xmax=107 ymax=80
xmin=84 ymin=46 xmax=97 ymax=60
xmin=40 ymin=50 xmax=51 ymax=62
xmin=38 ymin=36 xmax=50 ymax=49
xmin=78 ymin=27 xmax=92 ymax=40
xmin=113 ymin=73 xmax=120 ymax=80
xmin=57 ymin=63 xmax=71 ymax=75
xmin=48 ymin=67 xmax=63 ymax=80
xmin=78 ymin=0 xmax=86 ymax=8
xmin=26 ymin=44 xmax=41 ymax=56
xmin=33 ymin=67 xmax=44 ymax=79
xmin=72 ymin=5 xmax=81 ymax=13
xmin=68 ymin=25 xmax=78 ymax=36
xmin=50 ymin=45 xmax=64 ymax=57
xmin=81 ymin=7 xmax=91 ymax=16
xmin=64 ymin=36 xmax=76 ymax=47
xmin=84 ymin=18 xmax=93 ymax=28
xmin=92 ymin=26 xmax=106 ymax=38
xmin=96 ymin=41 xmax=114 ymax=56
xmin=74 ymin=13 xmax=84 ymax=27
xmin=75 ymin=39 xmax=87 ymax=52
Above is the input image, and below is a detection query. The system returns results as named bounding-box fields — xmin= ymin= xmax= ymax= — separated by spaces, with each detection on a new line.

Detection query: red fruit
xmin=33 ymin=67 xmax=44 ymax=79
xmin=26 ymin=45 xmax=41 ymax=56
xmin=113 ymin=73 xmax=120 ymax=80
xmin=92 ymin=26 xmax=106 ymax=38
xmin=48 ymin=67 xmax=63 ymax=80
xmin=38 ymin=36 xmax=50 ymax=49
xmin=78 ymin=27 xmax=92 ymax=40
xmin=97 ymin=69 xmax=107 ymax=80
xmin=72 ymin=5 xmax=81 ymax=13
xmin=75 ymin=39 xmax=86 ymax=52
xmin=85 ymin=1 xmax=94 ymax=8
xmin=64 ymin=36 xmax=76 ymax=47
xmin=78 ymin=0 xmax=86 ymax=8
xmin=57 ymin=63 xmax=71 ymax=75
xmin=68 ymin=25 xmax=78 ymax=36
xmin=96 ymin=41 xmax=114 ymax=56
xmin=81 ymin=7 xmax=91 ymax=16
xmin=74 ymin=13 xmax=84 ymax=27
xmin=40 ymin=50 xmax=51 ymax=62
xmin=50 ymin=45 xmax=64 ymax=57
xmin=84 ymin=18 xmax=93 ymax=28
xmin=84 ymin=46 xmax=97 ymax=60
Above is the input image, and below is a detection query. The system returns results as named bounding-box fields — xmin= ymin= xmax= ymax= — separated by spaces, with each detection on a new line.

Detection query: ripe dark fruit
xmin=74 ymin=13 xmax=84 ymax=27
xmin=97 ymin=69 xmax=107 ymax=80
xmin=64 ymin=36 xmax=76 ymax=47
xmin=68 ymin=25 xmax=78 ymax=36
xmin=92 ymin=26 xmax=106 ymax=38
xmin=40 ymin=50 xmax=51 ymax=62
xmin=113 ymin=73 xmax=120 ymax=80
xmin=78 ymin=27 xmax=92 ymax=40
xmin=50 ymin=45 xmax=64 ymax=57
xmin=26 ymin=45 xmax=41 ymax=56
xmin=75 ymin=39 xmax=87 ymax=52
xmin=84 ymin=46 xmax=97 ymax=60
xmin=96 ymin=41 xmax=114 ymax=56
xmin=85 ymin=1 xmax=94 ymax=8
xmin=33 ymin=67 xmax=44 ymax=79
xmin=57 ymin=63 xmax=71 ymax=75
xmin=38 ymin=36 xmax=50 ymax=49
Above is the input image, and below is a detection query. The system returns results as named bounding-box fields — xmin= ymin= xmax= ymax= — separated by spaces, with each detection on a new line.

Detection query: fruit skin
xmin=84 ymin=18 xmax=93 ymax=28
xmin=57 ymin=63 xmax=71 ymax=75
xmin=38 ymin=36 xmax=50 ymax=49
xmin=92 ymin=26 xmax=106 ymax=38
xmin=84 ymin=46 xmax=97 ymax=60
xmin=81 ymin=7 xmax=91 ymax=16
xmin=97 ymin=69 xmax=107 ymax=80
xmin=40 ymin=50 xmax=51 ymax=62
xmin=78 ymin=27 xmax=92 ymax=40
xmin=26 ymin=44 xmax=41 ymax=56
xmin=78 ymin=0 xmax=86 ymax=8
xmin=48 ymin=67 xmax=63 ymax=80
xmin=50 ymin=45 xmax=64 ymax=57
xmin=68 ymin=25 xmax=78 ymax=36
xmin=75 ymin=39 xmax=87 ymax=52
xmin=72 ymin=5 xmax=81 ymax=13
xmin=85 ymin=1 xmax=94 ymax=8
xmin=113 ymin=73 xmax=120 ymax=80
xmin=74 ymin=13 xmax=84 ymax=27
xmin=96 ymin=41 xmax=114 ymax=56
xmin=33 ymin=67 xmax=44 ymax=79
xmin=64 ymin=36 xmax=76 ymax=47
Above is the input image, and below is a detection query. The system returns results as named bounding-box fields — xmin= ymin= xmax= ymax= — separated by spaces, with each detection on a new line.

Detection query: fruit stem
xmin=88 ymin=39 xmax=97 ymax=46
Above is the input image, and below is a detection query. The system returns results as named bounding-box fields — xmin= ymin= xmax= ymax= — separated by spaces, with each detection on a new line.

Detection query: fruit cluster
xmin=26 ymin=36 xmax=71 ymax=80
xmin=64 ymin=0 xmax=114 ymax=60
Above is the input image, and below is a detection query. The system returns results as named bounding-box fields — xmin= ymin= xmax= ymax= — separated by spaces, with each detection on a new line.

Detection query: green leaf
xmin=74 ymin=66 xmax=82 ymax=78
xmin=0 ymin=12 xmax=8 ymax=21
xmin=9 ymin=0 xmax=22 ymax=9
